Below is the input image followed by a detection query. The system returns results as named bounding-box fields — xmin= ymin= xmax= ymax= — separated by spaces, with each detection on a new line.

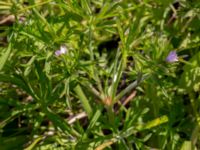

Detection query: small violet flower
xmin=166 ymin=50 xmax=178 ymax=63
xmin=55 ymin=45 xmax=67 ymax=56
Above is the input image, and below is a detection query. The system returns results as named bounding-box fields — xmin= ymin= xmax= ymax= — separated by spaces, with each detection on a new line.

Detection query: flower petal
xmin=166 ymin=51 xmax=178 ymax=63
xmin=60 ymin=45 xmax=67 ymax=54
xmin=54 ymin=45 xmax=67 ymax=56
xmin=55 ymin=50 xmax=62 ymax=56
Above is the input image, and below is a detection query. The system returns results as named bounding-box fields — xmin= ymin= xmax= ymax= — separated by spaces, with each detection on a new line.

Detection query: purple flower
xmin=166 ymin=51 xmax=178 ymax=63
xmin=55 ymin=45 xmax=67 ymax=56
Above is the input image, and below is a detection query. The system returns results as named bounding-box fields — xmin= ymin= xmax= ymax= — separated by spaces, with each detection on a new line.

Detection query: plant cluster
xmin=0 ymin=0 xmax=200 ymax=149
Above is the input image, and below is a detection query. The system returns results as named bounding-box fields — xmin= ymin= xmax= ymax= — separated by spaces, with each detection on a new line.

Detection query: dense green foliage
xmin=0 ymin=0 xmax=200 ymax=149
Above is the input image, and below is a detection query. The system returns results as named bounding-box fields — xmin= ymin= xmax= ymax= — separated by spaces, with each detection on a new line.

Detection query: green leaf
xmin=23 ymin=56 xmax=37 ymax=76
xmin=86 ymin=109 xmax=101 ymax=131
xmin=74 ymin=84 xmax=93 ymax=118
xmin=81 ymin=0 xmax=92 ymax=15
xmin=0 ymin=43 xmax=11 ymax=71
xmin=44 ymin=107 xmax=79 ymax=137
xmin=180 ymin=141 xmax=193 ymax=150
xmin=136 ymin=115 xmax=169 ymax=131
xmin=180 ymin=52 xmax=200 ymax=92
